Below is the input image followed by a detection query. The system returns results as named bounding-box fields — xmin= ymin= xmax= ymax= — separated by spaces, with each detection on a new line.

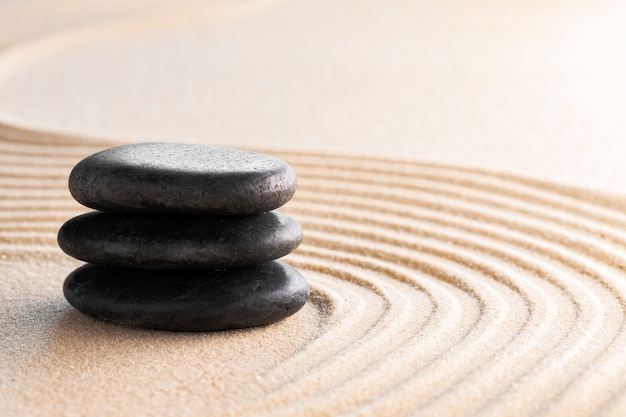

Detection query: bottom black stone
xmin=63 ymin=260 xmax=309 ymax=331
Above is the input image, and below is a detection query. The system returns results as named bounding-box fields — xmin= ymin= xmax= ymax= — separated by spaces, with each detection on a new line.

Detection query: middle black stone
xmin=58 ymin=211 xmax=302 ymax=269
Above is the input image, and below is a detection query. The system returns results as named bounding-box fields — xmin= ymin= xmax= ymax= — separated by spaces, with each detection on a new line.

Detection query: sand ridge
xmin=3 ymin=122 xmax=626 ymax=415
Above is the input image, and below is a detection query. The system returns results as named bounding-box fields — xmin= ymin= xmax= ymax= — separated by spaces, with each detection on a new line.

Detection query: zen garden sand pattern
xmin=2 ymin=0 xmax=626 ymax=416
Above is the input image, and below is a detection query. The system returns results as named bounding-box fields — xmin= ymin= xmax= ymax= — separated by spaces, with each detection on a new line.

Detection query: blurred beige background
xmin=0 ymin=0 xmax=625 ymax=193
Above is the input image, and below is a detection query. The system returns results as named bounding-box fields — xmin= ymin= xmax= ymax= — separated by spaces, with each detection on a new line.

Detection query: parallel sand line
xmin=249 ymin=219 xmax=584 ymax=408
xmin=291 ymin=189 xmax=626 ymax=287
xmin=292 ymin=183 xmax=626 ymax=280
xmin=7 ymin=190 xmax=620 ymax=412
xmin=247 ymin=248 xmax=523 ymax=416
xmin=245 ymin=228 xmax=604 ymax=412
xmin=3 ymin=131 xmax=626 ymax=416
xmin=281 ymin=151 xmax=626 ymax=214
xmin=245 ymin=165 xmax=624 ymax=412
xmin=298 ymin=216 xmax=624 ymax=412
xmin=294 ymin=170 xmax=626 ymax=245
xmin=8 ymin=161 xmax=626 ymax=249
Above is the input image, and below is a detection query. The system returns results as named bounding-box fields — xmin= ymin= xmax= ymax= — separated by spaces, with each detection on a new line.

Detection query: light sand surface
xmin=2 ymin=1 xmax=626 ymax=416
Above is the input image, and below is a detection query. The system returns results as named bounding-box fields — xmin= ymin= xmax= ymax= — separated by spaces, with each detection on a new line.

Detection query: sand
xmin=2 ymin=1 xmax=626 ymax=416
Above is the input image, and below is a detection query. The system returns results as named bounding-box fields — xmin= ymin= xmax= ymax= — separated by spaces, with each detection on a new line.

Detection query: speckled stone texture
xmin=63 ymin=261 xmax=310 ymax=331
xmin=58 ymin=211 xmax=302 ymax=268
xmin=68 ymin=142 xmax=297 ymax=214
xmin=60 ymin=142 xmax=308 ymax=331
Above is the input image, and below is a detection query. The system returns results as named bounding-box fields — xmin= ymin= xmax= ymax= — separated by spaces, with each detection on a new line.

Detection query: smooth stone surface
xmin=58 ymin=211 xmax=302 ymax=268
xmin=63 ymin=261 xmax=310 ymax=331
xmin=69 ymin=142 xmax=297 ymax=214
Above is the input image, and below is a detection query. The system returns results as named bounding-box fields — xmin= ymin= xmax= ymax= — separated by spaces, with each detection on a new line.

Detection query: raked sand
xmin=2 ymin=1 xmax=626 ymax=416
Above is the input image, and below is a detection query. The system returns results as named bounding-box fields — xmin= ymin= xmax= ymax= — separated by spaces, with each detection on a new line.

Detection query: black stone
xmin=58 ymin=211 xmax=302 ymax=268
xmin=69 ymin=143 xmax=297 ymax=214
xmin=63 ymin=261 xmax=309 ymax=331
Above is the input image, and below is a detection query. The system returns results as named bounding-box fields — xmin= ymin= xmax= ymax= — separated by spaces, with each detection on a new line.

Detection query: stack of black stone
xmin=58 ymin=143 xmax=309 ymax=331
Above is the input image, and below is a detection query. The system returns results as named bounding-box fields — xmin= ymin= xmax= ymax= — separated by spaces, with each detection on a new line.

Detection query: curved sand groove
xmin=294 ymin=223 xmax=612 ymax=412
xmin=3 ymin=124 xmax=626 ymax=416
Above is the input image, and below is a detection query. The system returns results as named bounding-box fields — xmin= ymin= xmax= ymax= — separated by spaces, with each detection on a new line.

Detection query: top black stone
xmin=68 ymin=143 xmax=297 ymax=214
